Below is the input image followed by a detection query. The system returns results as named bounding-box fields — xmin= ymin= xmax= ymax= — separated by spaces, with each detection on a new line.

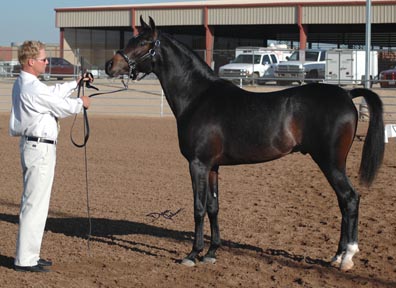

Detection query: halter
xmin=116 ymin=39 xmax=160 ymax=81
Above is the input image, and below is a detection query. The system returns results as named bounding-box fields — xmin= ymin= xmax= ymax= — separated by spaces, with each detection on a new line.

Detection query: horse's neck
xmin=154 ymin=36 xmax=214 ymax=119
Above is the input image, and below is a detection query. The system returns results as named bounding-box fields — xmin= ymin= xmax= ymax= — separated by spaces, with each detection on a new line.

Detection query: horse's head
xmin=105 ymin=16 xmax=159 ymax=79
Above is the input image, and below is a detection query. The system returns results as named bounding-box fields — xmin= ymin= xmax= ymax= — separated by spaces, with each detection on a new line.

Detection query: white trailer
xmin=325 ymin=50 xmax=378 ymax=86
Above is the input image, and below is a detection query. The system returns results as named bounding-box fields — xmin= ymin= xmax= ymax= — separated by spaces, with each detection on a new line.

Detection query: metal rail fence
xmin=0 ymin=76 xmax=173 ymax=117
xmin=0 ymin=74 xmax=395 ymax=123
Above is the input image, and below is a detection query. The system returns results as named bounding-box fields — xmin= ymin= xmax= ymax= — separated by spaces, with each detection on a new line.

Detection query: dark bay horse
xmin=105 ymin=17 xmax=385 ymax=271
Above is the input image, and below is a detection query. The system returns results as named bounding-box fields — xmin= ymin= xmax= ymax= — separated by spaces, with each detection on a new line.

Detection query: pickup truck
xmin=274 ymin=50 xmax=326 ymax=85
xmin=218 ymin=48 xmax=280 ymax=84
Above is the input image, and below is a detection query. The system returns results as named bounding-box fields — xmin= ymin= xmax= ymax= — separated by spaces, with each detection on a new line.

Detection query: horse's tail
xmin=349 ymin=88 xmax=384 ymax=186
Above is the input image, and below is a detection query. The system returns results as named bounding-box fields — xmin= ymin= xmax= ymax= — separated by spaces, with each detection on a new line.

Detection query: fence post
xmin=160 ymin=90 xmax=164 ymax=117
xmin=359 ymin=98 xmax=369 ymax=121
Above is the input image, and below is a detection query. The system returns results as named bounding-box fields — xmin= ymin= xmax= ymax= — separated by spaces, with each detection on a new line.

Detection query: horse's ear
xmin=149 ymin=17 xmax=156 ymax=31
xmin=140 ymin=15 xmax=149 ymax=29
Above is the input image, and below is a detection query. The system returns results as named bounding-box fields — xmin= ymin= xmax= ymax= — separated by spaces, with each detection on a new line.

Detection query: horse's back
xmin=212 ymin=83 xmax=358 ymax=137
xmin=179 ymin=83 xmax=358 ymax=165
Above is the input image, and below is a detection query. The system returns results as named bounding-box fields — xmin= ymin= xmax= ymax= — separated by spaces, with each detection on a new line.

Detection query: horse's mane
xmin=160 ymin=32 xmax=219 ymax=81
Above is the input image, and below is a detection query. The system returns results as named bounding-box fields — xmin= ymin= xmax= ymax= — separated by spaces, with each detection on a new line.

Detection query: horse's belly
xmin=221 ymin=145 xmax=290 ymax=165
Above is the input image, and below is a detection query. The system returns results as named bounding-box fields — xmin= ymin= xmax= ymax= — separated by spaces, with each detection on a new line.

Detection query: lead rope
xmin=83 ymin=133 xmax=92 ymax=255
xmin=82 ymin=81 xmax=92 ymax=255
xmin=71 ymin=73 xmax=130 ymax=255
xmin=72 ymin=76 xmax=92 ymax=254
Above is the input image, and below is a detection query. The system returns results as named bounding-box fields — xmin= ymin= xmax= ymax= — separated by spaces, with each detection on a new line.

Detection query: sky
xmin=0 ymin=0 xmax=195 ymax=46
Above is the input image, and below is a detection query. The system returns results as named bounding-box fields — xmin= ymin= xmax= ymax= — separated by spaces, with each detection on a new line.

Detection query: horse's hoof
xmin=181 ymin=258 xmax=195 ymax=267
xmin=340 ymin=244 xmax=358 ymax=271
xmin=203 ymin=257 xmax=216 ymax=264
xmin=340 ymin=260 xmax=354 ymax=271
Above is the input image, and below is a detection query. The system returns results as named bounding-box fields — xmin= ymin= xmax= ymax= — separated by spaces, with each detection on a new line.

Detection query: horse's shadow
xmin=3 ymin=212 xmax=396 ymax=287
xmin=0 ymin=212 xmax=329 ymax=269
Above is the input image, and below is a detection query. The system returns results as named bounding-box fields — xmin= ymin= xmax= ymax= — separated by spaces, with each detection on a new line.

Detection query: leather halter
xmin=116 ymin=39 xmax=160 ymax=80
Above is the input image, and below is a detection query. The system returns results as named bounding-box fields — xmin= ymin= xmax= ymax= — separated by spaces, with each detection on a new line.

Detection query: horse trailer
xmin=325 ymin=50 xmax=378 ymax=86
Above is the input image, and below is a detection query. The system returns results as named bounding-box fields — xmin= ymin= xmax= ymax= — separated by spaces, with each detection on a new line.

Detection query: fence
xmin=0 ymin=77 xmax=173 ymax=117
xmin=1 ymin=46 xmax=396 ymax=122
xmin=1 ymin=76 xmax=395 ymax=123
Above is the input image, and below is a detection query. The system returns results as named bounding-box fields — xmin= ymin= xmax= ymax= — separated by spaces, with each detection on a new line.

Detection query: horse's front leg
xmin=203 ymin=166 xmax=220 ymax=264
xmin=182 ymin=159 xmax=209 ymax=267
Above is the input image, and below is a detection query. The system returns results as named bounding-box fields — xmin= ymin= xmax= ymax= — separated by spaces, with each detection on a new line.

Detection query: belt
xmin=25 ymin=136 xmax=57 ymax=145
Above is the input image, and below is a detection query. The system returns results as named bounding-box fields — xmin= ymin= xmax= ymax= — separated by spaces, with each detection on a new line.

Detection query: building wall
xmin=54 ymin=1 xmax=396 ymax=69
xmin=57 ymin=10 xmax=132 ymax=27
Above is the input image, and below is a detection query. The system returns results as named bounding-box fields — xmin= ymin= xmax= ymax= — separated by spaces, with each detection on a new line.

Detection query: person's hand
xmin=80 ymin=96 xmax=91 ymax=109
xmin=77 ymin=72 xmax=94 ymax=84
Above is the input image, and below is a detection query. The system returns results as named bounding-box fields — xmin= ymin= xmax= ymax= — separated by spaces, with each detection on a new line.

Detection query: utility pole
xmin=360 ymin=0 xmax=371 ymax=120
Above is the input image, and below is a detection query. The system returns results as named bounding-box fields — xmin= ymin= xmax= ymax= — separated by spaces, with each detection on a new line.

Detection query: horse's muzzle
xmin=105 ymin=60 xmax=114 ymax=77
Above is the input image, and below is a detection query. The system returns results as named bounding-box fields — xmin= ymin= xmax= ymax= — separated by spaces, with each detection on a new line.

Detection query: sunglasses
xmin=35 ymin=58 xmax=48 ymax=62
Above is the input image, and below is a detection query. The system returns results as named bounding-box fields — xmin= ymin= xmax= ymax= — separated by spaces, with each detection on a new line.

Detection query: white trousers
xmin=15 ymin=138 xmax=56 ymax=267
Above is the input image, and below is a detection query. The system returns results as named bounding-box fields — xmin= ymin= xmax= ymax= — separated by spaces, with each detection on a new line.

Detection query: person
xmin=9 ymin=40 xmax=92 ymax=272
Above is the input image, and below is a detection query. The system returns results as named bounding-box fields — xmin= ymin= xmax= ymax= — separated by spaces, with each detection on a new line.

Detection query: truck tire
xmin=276 ymin=80 xmax=291 ymax=86
xmin=306 ymin=70 xmax=318 ymax=83
xmin=250 ymin=72 xmax=260 ymax=85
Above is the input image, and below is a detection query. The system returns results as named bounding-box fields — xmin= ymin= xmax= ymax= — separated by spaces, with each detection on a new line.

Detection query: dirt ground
xmin=0 ymin=113 xmax=395 ymax=288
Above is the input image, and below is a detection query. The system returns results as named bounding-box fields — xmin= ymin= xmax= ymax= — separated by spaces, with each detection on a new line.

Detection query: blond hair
xmin=18 ymin=41 xmax=46 ymax=66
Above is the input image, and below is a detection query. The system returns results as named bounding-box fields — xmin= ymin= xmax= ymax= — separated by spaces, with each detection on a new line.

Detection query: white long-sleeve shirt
xmin=9 ymin=71 xmax=84 ymax=140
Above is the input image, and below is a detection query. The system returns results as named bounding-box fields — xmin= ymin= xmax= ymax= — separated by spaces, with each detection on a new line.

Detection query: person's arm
xmin=31 ymin=81 xmax=86 ymax=118
xmin=48 ymin=73 xmax=94 ymax=99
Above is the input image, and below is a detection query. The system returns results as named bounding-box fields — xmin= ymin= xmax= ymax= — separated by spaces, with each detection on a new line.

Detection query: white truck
xmin=325 ymin=49 xmax=378 ymax=86
xmin=218 ymin=47 xmax=284 ymax=84
xmin=274 ymin=49 xmax=327 ymax=85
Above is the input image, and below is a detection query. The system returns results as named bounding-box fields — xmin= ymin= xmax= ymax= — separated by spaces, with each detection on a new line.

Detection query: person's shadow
xmin=0 ymin=255 xmax=14 ymax=269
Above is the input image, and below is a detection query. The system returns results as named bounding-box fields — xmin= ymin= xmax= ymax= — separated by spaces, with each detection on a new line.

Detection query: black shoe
xmin=38 ymin=258 xmax=52 ymax=267
xmin=14 ymin=264 xmax=50 ymax=273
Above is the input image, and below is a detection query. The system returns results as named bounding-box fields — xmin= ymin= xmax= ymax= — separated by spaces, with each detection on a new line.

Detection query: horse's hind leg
xmin=318 ymin=163 xmax=360 ymax=271
xmin=203 ymin=166 xmax=221 ymax=263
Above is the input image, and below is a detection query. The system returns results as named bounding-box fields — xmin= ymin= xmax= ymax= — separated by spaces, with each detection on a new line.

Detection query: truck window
xmin=270 ymin=54 xmax=278 ymax=64
xmin=234 ymin=54 xmax=262 ymax=64
xmin=319 ymin=51 xmax=326 ymax=61
xmin=262 ymin=55 xmax=270 ymax=64
xmin=306 ymin=52 xmax=319 ymax=61
xmin=288 ymin=51 xmax=299 ymax=61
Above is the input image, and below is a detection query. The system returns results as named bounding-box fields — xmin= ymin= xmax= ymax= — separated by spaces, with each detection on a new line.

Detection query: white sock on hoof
xmin=340 ymin=243 xmax=359 ymax=271
xmin=181 ymin=258 xmax=196 ymax=267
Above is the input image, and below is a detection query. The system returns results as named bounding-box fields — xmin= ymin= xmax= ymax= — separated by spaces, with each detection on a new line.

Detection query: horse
xmin=105 ymin=16 xmax=385 ymax=271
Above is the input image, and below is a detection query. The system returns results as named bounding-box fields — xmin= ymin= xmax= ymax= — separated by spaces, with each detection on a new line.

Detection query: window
xmin=235 ymin=54 xmax=261 ymax=64
xmin=306 ymin=52 xmax=319 ymax=61
xmin=262 ymin=55 xmax=270 ymax=64
xmin=270 ymin=54 xmax=278 ymax=64
xmin=320 ymin=51 xmax=327 ymax=61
